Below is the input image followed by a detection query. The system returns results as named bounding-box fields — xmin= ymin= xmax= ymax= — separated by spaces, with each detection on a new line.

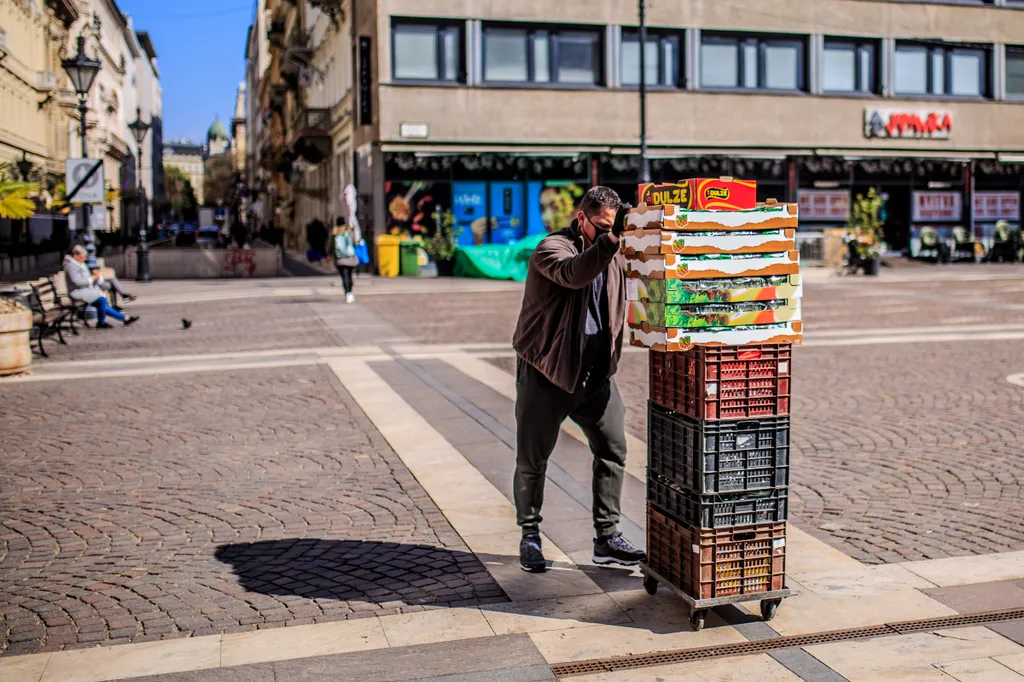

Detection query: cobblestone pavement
xmin=387 ymin=271 xmax=1024 ymax=565
xmin=0 ymin=366 xmax=505 ymax=656
xmin=35 ymin=298 xmax=341 ymax=362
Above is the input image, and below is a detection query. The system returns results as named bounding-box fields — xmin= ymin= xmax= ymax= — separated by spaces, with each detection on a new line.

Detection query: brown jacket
xmin=513 ymin=222 xmax=626 ymax=393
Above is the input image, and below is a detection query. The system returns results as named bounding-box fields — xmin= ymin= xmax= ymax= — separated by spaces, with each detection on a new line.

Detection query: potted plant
xmin=423 ymin=209 xmax=461 ymax=276
xmin=847 ymin=187 xmax=885 ymax=275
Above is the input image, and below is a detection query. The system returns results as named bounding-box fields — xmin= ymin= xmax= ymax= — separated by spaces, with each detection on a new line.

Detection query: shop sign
xmin=912 ymin=191 xmax=962 ymax=222
xmin=865 ymin=109 xmax=953 ymax=139
xmin=797 ymin=189 xmax=850 ymax=222
xmin=973 ymin=191 xmax=1021 ymax=222
xmin=399 ymin=122 xmax=429 ymax=139
xmin=358 ymin=36 xmax=372 ymax=126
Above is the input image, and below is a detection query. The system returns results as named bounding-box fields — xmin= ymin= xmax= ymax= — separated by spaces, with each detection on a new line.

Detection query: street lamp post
xmin=16 ymin=152 xmax=33 ymax=181
xmin=638 ymin=0 xmax=650 ymax=183
xmin=61 ymin=35 xmax=101 ymax=268
xmin=128 ymin=107 xmax=151 ymax=282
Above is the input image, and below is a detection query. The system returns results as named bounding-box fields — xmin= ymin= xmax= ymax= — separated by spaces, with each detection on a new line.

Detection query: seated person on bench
xmin=63 ymin=246 xmax=139 ymax=328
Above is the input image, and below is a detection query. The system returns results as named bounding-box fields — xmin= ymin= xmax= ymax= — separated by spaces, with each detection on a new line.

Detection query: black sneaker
xmin=95 ymin=322 xmax=113 ymax=329
xmin=593 ymin=532 xmax=645 ymax=566
xmin=519 ymin=533 xmax=547 ymax=573
xmin=124 ymin=316 xmax=140 ymax=326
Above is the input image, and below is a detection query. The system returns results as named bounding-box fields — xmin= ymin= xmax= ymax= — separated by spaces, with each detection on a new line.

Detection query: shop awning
xmin=380 ymin=143 xmax=612 ymax=155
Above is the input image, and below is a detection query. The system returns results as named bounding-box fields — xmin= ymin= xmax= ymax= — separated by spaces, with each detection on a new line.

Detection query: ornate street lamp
xmin=16 ymin=152 xmax=33 ymax=181
xmin=128 ymin=107 xmax=151 ymax=282
xmin=62 ymin=35 xmax=102 ymax=267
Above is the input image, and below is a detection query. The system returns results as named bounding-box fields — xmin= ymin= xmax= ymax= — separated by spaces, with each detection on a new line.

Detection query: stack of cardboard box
xmin=624 ymin=178 xmax=801 ymax=629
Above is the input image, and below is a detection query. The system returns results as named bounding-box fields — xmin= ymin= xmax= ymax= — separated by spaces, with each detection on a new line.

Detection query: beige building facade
xmin=163 ymin=140 xmax=205 ymax=206
xmin=0 ymin=0 xmax=79 ymax=187
xmin=348 ymin=0 xmax=1024 ymax=252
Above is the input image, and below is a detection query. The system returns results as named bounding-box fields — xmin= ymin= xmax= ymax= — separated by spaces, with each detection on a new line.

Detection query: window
xmin=621 ymin=31 xmax=682 ymax=87
xmin=894 ymin=42 xmax=989 ymax=97
xmin=483 ymin=25 xmax=602 ymax=85
xmin=823 ymin=39 xmax=877 ymax=94
xmin=392 ymin=21 xmax=463 ymax=82
xmin=700 ymin=33 xmax=806 ymax=91
xmin=1008 ymin=47 xmax=1024 ymax=97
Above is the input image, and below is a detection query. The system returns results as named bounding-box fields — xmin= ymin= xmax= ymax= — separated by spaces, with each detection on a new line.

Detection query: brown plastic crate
xmin=649 ymin=344 xmax=792 ymax=420
xmin=647 ymin=506 xmax=786 ymax=600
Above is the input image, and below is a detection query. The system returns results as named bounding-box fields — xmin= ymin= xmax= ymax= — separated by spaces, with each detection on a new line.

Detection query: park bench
xmin=28 ymin=277 xmax=72 ymax=358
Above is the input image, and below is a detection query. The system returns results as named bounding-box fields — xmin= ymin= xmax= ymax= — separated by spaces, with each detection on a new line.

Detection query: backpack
xmin=334 ymin=231 xmax=355 ymax=259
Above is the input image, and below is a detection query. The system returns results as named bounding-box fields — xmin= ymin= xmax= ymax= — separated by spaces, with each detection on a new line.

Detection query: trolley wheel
xmin=689 ymin=609 xmax=707 ymax=632
xmin=760 ymin=599 xmax=781 ymax=622
xmin=643 ymin=575 xmax=658 ymax=595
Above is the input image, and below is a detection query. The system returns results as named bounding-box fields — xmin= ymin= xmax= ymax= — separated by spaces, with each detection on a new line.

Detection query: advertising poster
xmin=385 ymin=181 xmax=446 ymax=236
xmin=526 ymin=181 xmax=585 ymax=235
xmin=452 ymin=182 xmax=488 ymax=247
xmin=912 ymin=191 xmax=962 ymax=223
xmin=797 ymin=189 xmax=851 ymax=222
xmin=489 ymin=182 xmax=525 ymax=244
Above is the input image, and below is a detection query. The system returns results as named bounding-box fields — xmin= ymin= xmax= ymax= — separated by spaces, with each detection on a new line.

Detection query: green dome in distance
xmin=207 ymin=116 xmax=229 ymax=142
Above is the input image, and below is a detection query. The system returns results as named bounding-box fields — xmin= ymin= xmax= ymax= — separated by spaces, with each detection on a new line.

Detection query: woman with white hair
xmin=63 ymin=246 xmax=139 ymax=328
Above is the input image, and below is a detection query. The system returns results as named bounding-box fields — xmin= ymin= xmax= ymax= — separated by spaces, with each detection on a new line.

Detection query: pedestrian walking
xmin=332 ymin=217 xmax=361 ymax=304
xmin=511 ymin=186 xmax=644 ymax=573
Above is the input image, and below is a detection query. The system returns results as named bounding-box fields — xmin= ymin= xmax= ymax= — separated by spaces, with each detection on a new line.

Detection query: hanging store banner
xmin=865 ymin=109 xmax=953 ymax=139
xmin=912 ymin=191 xmax=962 ymax=222
xmin=973 ymin=191 xmax=1021 ymax=222
xmin=797 ymin=189 xmax=851 ymax=222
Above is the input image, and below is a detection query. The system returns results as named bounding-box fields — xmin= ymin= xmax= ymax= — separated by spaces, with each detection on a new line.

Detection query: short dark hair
xmin=335 ymin=216 xmax=346 ymax=227
xmin=580 ymin=186 xmax=622 ymax=216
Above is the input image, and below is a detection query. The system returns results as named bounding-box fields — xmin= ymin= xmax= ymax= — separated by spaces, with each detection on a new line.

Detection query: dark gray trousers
xmin=513 ymin=359 xmax=628 ymax=537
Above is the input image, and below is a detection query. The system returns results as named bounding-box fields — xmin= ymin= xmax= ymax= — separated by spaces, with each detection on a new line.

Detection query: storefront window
xmin=557 ymin=32 xmax=600 ymax=84
xmin=483 ymin=25 xmax=602 ymax=85
xmin=895 ymin=42 xmax=989 ymax=97
xmin=484 ymin=29 xmax=528 ymax=82
xmin=700 ymin=39 xmax=738 ymax=88
xmin=700 ymin=33 xmax=806 ymax=91
xmin=392 ymin=22 xmax=463 ymax=82
xmin=622 ymin=31 xmax=681 ymax=87
xmin=823 ymin=40 xmax=876 ymax=93
xmin=1007 ymin=47 xmax=1024 ymax=96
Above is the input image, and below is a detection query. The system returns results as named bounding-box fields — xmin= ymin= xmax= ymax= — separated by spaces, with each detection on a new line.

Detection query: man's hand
xmin=612 ymin=203 xmax=633 ymax=238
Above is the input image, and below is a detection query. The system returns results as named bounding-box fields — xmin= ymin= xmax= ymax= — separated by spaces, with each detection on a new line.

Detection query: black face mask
xmin=583 ymin=213 xmax=610 ymax=235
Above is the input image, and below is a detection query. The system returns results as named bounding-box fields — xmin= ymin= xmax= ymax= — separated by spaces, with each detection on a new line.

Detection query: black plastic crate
xmin=648 ymin=403 xmax=790 ymax=494
xmin=647 ymin=474 xmax=788 ymax=528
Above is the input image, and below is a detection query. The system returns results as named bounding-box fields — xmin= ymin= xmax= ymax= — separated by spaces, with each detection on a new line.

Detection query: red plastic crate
xmin=647 ymin=506 xmax=786 ymax=600
xmin=649 ymin=344 xmax=792 ymax=420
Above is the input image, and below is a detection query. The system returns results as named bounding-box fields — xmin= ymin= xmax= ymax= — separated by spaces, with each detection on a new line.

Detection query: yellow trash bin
xmin=375 ymin=234 xmax=402 ymax=278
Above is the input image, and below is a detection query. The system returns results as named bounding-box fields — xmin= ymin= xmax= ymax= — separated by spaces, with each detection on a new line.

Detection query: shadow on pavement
xmin=215 ymin=539 xmax=508 ymax=606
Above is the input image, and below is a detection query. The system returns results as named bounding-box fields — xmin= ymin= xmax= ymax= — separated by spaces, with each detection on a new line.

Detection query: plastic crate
xmin=647 ymin=474 xmax=788 ymax=528
xmin=649 ymin=344 xmax=792 ymax=420
xmin=647 ymin=506 xmax=786 ymax=600
xmin=647 ymin=404 xmax=790 ymax=494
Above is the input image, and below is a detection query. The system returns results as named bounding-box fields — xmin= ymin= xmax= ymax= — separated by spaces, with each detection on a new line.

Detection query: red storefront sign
xmin=912 ymin=191 xmax=962 ymax=222
xmin=797 ymin=189 xmax=851 ymax=221
xmin=973 ymin=192 xmax=1021 ymax=222
xmin=865 ymin=109 xmax=953 ymax=139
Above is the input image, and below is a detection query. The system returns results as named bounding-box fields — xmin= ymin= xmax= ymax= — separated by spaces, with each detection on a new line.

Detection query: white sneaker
xmin=345 ymin=292 xmax=355 ymax=304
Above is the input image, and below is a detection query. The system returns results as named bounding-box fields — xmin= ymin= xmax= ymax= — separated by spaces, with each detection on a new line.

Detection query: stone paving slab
xmin=0 ymin=365 xmax=505 ymax=656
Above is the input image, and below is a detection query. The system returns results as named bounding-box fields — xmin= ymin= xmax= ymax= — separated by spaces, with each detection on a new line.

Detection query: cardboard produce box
xmin=638 ymin=178 xmax=757 ymax=210
xmin=630 ymin=320 xmax=803 ymax=352
xmin=627 ymin=275 xmax=802 ymax=305
xmin=626 ymin=251 xmax=800 ymax=280
xmin=626 ymin=202 xmax=798 ymax=233
xmin=628 ymin=299 xmax=801 ymax=329
xmin=622 ymin=228 xmax=795 ymax=257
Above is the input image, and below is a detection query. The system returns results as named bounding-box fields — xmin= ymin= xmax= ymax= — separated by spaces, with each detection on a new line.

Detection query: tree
xmin=847 ymin=187 xmax=885 ymax=258
xmin=203 ymin=154 xmax=235 ymax=207
xmin=0 ymin=163 xmax=40 ymax=220
xmin=165 ymin=164 xmax=198 ymax=221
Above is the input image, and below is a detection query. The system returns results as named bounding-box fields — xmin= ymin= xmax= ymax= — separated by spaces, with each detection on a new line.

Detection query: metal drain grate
xmin=550 ymin=608 xmax=1024 ymax=677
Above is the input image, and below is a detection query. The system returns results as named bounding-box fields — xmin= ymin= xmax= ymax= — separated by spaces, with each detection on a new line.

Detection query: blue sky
xmin=119 ymin=0 xmax=254 ymax=144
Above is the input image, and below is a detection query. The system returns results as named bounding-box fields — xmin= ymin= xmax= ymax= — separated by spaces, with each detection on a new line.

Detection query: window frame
xmin=822 ymin=38 xmax=880 ymax=95
xmin=893 ymin=40 xmax=991 ymax=99
xmin=699 ymin=32 xmax=808 ymax=93
xmin=481 ymin=22 xmax=605 ymax=88
xmin=620 ymin=29 xmax=684 ymax=89
xmin=1007 ymin=45 xmax=1024 ymax=100
xmin=390 ymin=18 xmax=466 ymax=85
